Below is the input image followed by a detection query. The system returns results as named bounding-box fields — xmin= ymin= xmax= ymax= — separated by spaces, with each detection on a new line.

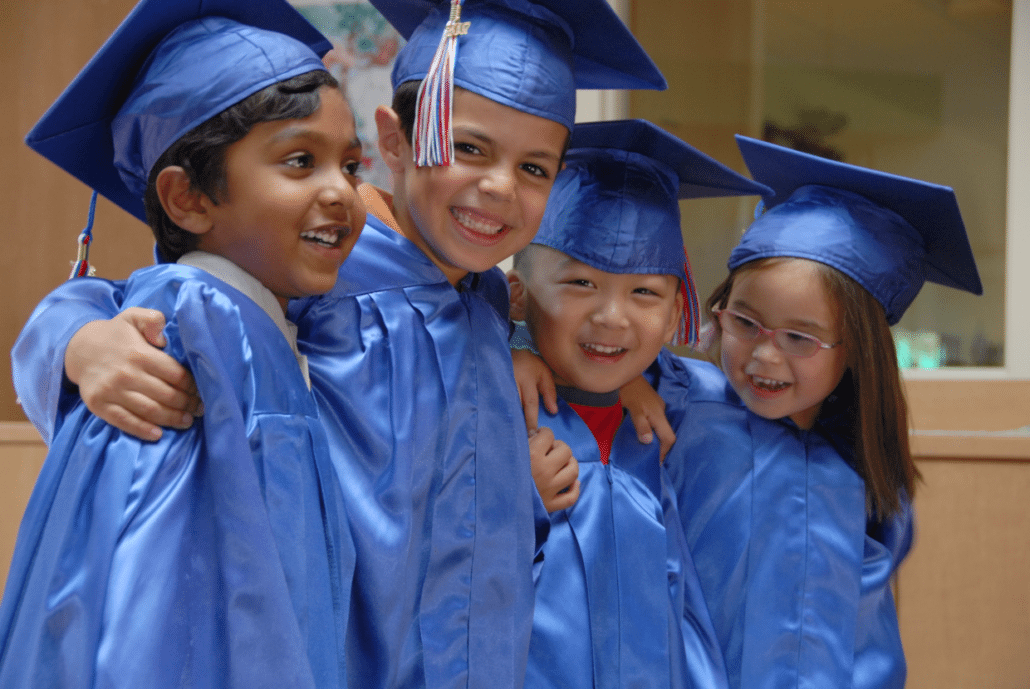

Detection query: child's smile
xmin=382 ymin=88 xmax=568 ymax=286
xmin=196 ymin=86 xmax=366 ymax=311
xmin=511 ymin=246 xmax=681 ymax=395
xmin=719 ymin=258 xmax=847 ymax=429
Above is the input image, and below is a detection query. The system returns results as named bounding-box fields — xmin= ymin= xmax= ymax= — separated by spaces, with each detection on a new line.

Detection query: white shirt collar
xmin=177 ymin=251 xmax=310 ymax=388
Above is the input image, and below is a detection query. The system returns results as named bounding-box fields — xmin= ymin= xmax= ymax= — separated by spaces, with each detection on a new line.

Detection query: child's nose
xmin=318 ymin=169 xmax=358 ymax=210
xmin=751 ymin=333 xmax=782 ymax=362
xmin=479 ymin=164 xmax=516 ymax=200
xmin=591 ymin=298 xmax=629 ymax=329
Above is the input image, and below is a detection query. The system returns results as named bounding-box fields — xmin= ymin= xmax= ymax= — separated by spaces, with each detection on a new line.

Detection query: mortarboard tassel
xmin=69 ymin=191 xmax=98 ymax=279
xmin=676 ymin=250 xmax=700 ymax=348
xmin=413 ymin=0 xmax=469 ymax=167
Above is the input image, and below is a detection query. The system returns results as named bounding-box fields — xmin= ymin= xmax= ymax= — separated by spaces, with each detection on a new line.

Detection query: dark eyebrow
xmin=269 ymin=126 xmax=362 ymax=152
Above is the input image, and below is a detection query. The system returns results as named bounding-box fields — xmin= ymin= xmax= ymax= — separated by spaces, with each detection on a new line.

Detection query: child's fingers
xmin=545 ymin=479 xmax=580 ymax=512
xmin=537 ymin=371 xmax=558 ymax=415
xmin=120 ymin=307 xmax=169 ymax=348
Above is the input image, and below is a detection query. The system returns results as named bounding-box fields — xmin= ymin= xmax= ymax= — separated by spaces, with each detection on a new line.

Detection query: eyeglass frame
xmin=710 ymin=307 xmax=842 ymax=359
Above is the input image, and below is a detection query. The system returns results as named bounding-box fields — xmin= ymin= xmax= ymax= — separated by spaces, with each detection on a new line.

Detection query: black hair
xmin=143 ymin=69 xmax=340 ymax=262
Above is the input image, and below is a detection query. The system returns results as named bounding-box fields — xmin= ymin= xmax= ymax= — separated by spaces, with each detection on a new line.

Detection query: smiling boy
xmin=507 ymin=119 xmax=768 ymax=689
xmin=0 ymin=1 xmax=365 ymax=686
xmin=10 ymin=2 xmax=668 ymax=687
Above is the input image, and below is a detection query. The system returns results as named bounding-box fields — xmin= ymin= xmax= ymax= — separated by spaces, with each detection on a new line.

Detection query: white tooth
xmin=584 ymin=343 xmax=623 ymax=355
xmin=453 ymin=208 xmax=504 ymax=235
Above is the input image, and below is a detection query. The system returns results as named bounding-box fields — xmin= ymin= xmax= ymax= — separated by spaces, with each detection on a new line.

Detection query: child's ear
xmin=155 ymin=166 xmax=213 ymax=236
xmin=375 ymin=105 xmax=407 ymax=174
xmin=507 ymin=270 xmax=528 ymax=321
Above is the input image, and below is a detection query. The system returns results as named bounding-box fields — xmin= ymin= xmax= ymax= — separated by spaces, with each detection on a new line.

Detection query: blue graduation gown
xmin=527 ymin=398 xmax=728 ymax=689
xmin=653 ymin=351 xmax=911 ymax=689
xmin=12 ymin=216 xmax=546 ymax=689
xmin=289 ymin=215 xmax=544 ymax=689
xmin=1 ymin=264 xmax=353 ymax=688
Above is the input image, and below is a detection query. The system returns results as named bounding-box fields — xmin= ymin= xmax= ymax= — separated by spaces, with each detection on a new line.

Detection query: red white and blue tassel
xmin=69 ymin=190 xmax=98 ymax=279
xmin=413 ymin=0 xmax=469 ymax=167
xmin=676 ymin=249 xmax=701 ymax=348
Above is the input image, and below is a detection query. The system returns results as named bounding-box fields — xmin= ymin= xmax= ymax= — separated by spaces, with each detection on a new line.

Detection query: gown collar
xmin=177 ymin=251 xmax=310 ymax=388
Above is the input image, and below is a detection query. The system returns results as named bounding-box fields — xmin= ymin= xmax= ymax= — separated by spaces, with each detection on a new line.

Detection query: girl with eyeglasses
xmin=653 ymin=135 xmax=983 ymax=689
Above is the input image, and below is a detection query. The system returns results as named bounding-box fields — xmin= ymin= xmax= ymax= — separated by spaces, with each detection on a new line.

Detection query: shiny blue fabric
xmin=653 ymin=351 xmax=911 ymax=689
xmin=289 ymin=215 xmax=546 ymax=689
xmin=11 ymin=216 xmax=547 ymax=688
xmin=527 ymin=398 xmax=728 ymax=689
xmin=1 ymin=265 xmax=353 ymax=688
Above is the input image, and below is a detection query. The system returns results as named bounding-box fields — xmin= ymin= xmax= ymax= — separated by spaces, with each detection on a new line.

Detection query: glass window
xmin=625 ymin=0 xmax=1015 ymax=371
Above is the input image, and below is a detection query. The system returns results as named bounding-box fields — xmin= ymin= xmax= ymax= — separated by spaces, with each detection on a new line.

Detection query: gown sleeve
xmin=656 ymin=350 xmax=910 ymax=689
xmin=0 ymin=268 xmax=352 ymax=689
xmin=11 ymin=277 xmax=127 ymax=444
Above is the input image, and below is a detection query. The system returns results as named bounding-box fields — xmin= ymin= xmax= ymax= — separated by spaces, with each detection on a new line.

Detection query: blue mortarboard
xmin=25 ymin=0 xmax=331 ymax=229
xmin=531 ymin=120 xmax=771 ymax=346
xmin=731 ymin=135 xmax=983 ymax=325
xmin=369 ymin=0 xmax=667 ymax=166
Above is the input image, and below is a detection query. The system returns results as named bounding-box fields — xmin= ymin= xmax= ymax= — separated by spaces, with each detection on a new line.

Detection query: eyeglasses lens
xmin=719 ymin=310 xmax=820 ymax=357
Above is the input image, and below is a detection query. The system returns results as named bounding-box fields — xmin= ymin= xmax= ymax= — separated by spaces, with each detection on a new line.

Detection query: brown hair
xmin=706 ymin=256 xmax=919 ymax=519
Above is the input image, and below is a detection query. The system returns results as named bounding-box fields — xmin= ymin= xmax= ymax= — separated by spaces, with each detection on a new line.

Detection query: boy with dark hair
xmin=0 ymin=1 xmax=365 ymax=686
xmin=10 ymin=1 xmax=667 ymax=687
xmin=506 ymin=119 xmax=767 ymax=689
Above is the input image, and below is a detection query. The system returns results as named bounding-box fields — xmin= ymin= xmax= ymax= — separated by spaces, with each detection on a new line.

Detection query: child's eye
xmin=784 ymin=330 xmax=816 ymax=345
xmin=284 ymin=153 xmax=314 ymax=169
xmin=343 ymin=160 xmax=362 ymax=177
xmin=633 ymin=287 xmax=658 ymax=297
xmin=566 ymin=278 xmax=593 ymax=288
xmin=520 ymin=162 xmax=549 ymax=179
xmin=454 ymin=142 xmax=482 ymax=156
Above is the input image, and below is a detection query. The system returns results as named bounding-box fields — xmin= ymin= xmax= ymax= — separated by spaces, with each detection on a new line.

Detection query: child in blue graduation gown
xmin=0 ymin=2 xmax=365 ymax=686
xmin=10 ymin=2 xmax=670 ymax=687
xmin=655 ymin=136 xmax=984 ymax=689
xmin=507 ymin=120 xmax=768 ymax=689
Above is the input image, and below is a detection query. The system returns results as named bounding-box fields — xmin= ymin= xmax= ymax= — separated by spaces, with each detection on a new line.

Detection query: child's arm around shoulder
xmin=13 ymin=276 xmax=198 ymax=444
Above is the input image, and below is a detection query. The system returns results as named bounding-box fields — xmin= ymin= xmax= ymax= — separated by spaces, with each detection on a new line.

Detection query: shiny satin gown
xmin=653 ymin=351 xmax=911 ymax=689
xmin=526 ymin=397 xmax=728 ymax=689
xmin=288 ymin=214 xmax=545 ymax=689
xmin=11 ymin=215 xmax=546 ymax=689
xmin=1 ymin=264 xmax=353 ymax=688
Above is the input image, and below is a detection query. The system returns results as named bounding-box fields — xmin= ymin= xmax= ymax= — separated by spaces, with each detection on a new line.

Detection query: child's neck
xmin=358 ymin=183 xmax=469 ymax=287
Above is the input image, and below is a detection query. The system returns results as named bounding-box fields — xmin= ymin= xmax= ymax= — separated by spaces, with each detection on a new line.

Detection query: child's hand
xmin=66 ymin=308 xmax=201 ymax=441
xmin=512 ymin=349 xmax=558 ymax=432
xmin=619 ymin=375 xmax=676 ymax=462
xmin=529 ymin=426 xmax=579 ymax=512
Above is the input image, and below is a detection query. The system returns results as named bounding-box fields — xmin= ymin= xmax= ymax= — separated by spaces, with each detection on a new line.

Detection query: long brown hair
xmin=706 ymin=257 xmax=919 ymax=519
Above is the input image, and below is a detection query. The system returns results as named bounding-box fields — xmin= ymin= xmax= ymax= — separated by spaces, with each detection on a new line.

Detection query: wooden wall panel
xmin=899 ymin=458 xmax=1030 ymax=688
xmin=2 ymin=0 xmax=157 ymax=424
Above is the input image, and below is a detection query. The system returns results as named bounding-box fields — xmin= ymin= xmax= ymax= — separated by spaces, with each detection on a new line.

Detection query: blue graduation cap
xmin=25 ymin=0 xmax=331 ymax=229
xmin=731 ymin=135 xmax=983 ymax=325
xmin=369 ymin=0 xmax=667 ymax=166
xmin=531 ymin=119 xmax=771 ymax=346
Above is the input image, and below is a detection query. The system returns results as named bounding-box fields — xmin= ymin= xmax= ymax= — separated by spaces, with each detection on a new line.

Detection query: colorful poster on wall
xmin=290 ymin=0 xmax=403 ymax=192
